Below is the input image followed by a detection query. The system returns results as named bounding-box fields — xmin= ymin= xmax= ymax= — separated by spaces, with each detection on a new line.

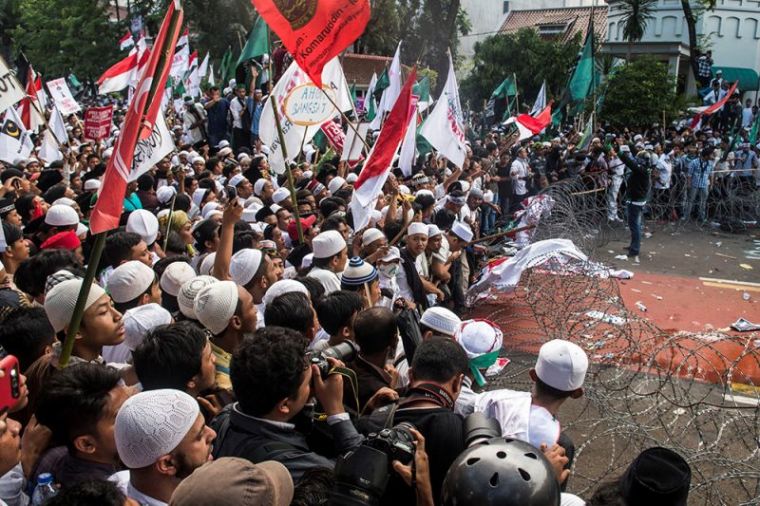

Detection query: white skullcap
xmin=52 ymin=197 xmax=76 ymax=207
xmin=194 ymin=280 xmax=239 ymax=335
xmin=199 ymin=252 xmax=217 ymax=276
xmin=303 ymin=170 xmax=313 ymax=179
xmin=177 ymin=275 xmax=217 ymax=320
xmin=202 ymin=202 xmax=221 ymax=220
xmin=361 ymin=228 xmax=385 ymax=247
xmin=160 ymin=262 xmax=196 ymax=297
xmin=407 ymin=222 xmax=427 ymax=237
xmin=83 ymin=179 xmax=101 ymax=191
xmin=262 ymin=279 xmax=309 ymax=307
xmin=369 ymin=209 xmax=382 ymax=226
xmin=156 ymin=209 xmax=170 ymax=221
xmin=379 ymin=246 xmax=400 ymax=263
xmin=241 ymin=208 xmax=258 ymax=223
xmin=115 ymin=389 xmax=200 ymax=469
xmin=192 ymin=155 xmax=205 ymax=165
xmin=217 ymin=140 xmax=230 ymax=149
xmin=301 ymin=253 xmax=314 ymax=270
xmin=230 ymin=249 xmax=263 ymax=286
xmin=420 ymin=306 xmax=461 ymax=337
xmin=192 ymin=188 xmax=208 ymax=208
xmin=272 ymin=187 xmax=290 ymax=204
xmin=459 ymin=181 xmax=470 ymax=193
xmin=45 ymin=279 xmax=107 ymax=333
xmin=270 ymin=203 xmax=281 ymax=214
xmin=126 ymin=210 xmax=159 ymax=246
xmin=457 ymin=320 xmax=503 ymax=359
xmin=45 ymin=205 xmax=79 ymax=227
xmin=328 ymin=177 xmax=345 ymax=195
xmin=427 ymin=224 xmax=442 ymax=237
xmin=156 ymin=186 xmax=177 ymax=205
xmin=415 ymin=189 xmax=434 ymax=199
xmin=253 ymin=179 xmax=268 ymax=196
xmin=451 ymin=221 xmax=473 ymax=243
xmin=218 ymin=147 xmax=233 ymax=158
xmin=536 ymin=339 xmax=588 ymax=391
xmin=107 ymin=261 xmax=156 ymax=304
xmin=346 ymin=173 xmax=358 ymax=184
xmin=123 ymin=303 xmax=173 ymax=350
xmin=312 ymin=230 xmax=346 ymax=259
xmin=228 ymin=174 xmax=246 ymax=187
xmin=398 ymin=185 xmax=411 ymax=195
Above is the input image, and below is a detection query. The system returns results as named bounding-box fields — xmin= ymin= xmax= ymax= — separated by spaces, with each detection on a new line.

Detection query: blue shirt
xmin=687 ymin=158 xmax=714 ymax=189
xmin=735 ymin=149 xmax=757 ymax=177
xmin=247 ymin=98 xmax=265 ymax=136
xmin=206 ymin=98 xmax=230 ymax=139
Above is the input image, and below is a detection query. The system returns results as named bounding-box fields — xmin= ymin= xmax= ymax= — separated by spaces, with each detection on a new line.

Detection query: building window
xmin=503 ymin=1 xmax=509 ymax=14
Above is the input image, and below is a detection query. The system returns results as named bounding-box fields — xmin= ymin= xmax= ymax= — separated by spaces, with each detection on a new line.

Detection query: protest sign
xmin=84 ymin=105 xmax=114 ymax=141
xmin=0 ymin=57 xmax=24 ymax=114
xmin=320 ymin=120 xmax=345 ymax=152
xmin=47 ymin=78 xmax=81 ymax=115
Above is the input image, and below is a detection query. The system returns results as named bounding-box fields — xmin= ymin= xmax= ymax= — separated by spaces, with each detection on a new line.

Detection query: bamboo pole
xmin=269 ymin=94 xmax=304 ymax=243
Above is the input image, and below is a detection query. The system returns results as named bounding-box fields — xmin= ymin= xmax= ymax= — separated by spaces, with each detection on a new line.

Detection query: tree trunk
xmin=680 ymin=0 xmax=701 ymax=83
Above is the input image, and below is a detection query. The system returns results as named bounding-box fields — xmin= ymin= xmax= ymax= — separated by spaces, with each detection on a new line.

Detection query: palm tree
xmin=619 ymin=0 xmax=658 ymax=61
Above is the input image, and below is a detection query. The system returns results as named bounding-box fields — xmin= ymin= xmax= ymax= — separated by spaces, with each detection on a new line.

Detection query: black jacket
xmin=620 ymin=152 xmax=652 ymax=202
xmin=211 ymin=403 xmax=363 ymax=483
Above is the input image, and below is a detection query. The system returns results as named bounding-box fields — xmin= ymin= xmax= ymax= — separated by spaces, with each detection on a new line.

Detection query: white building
xmin=604 ymin=0 xmax=760 ymax=95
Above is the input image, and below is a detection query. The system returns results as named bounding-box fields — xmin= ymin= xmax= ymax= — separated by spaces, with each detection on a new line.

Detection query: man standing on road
xmin=684 ymin=147 xmax=715 ymax=223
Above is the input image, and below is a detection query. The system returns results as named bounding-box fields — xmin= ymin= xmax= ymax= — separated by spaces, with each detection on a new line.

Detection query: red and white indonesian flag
xmin=504 ymin=103 xmax=553 ymax=141
xmin=119 ymin=31 xmax=135 ymax=51
xmin=689 ymin=81 xmax=738 ymax=129
xmin=90 ymin=0 xmax=183 ymax=234
xmin=419 ymin=53 xmax=465 ymax=168
xmin=17 ymin=67 xmax=45 ymax=132
xmin=97 ymin=53 xmax=138 ymax=94
xmin=350 ymin=68 xmax=417 ymax=230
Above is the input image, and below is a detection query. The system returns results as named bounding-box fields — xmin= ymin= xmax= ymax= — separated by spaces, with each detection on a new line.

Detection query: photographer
xmin=210 ymin=326 xmax=362 ymax=483
xmin=358 ymin=337 xmax=469 ymax=505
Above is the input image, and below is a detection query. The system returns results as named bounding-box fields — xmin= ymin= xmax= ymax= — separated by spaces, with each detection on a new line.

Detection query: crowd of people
xmin=2 ymin=55 xmax=751 ymax=504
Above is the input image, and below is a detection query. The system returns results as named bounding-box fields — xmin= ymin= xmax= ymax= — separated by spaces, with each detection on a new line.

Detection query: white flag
xmin=170 ymin=44 xmax=190 ymax=80
xmin=260 ymin=58 xmax=352 ymax=173
xmin=129 ymin=111 xmax=175 ymax=182
xmin=419 ymin=53 xmax=466 ymax=168
xmin=0 ymin=107 xmax=34 ymax=163
xmin=398 ymin=111 xmax=417 ymax=177
xmin=0 ymin=57 xmax=24 ymax=115
xmin=341 ymin=122 xmax=369 ymax=162
xmin=39 ymin=129 xmax=63 ymax=164
xmin=198 ymin=52 xmax=210 ymax=78
xmin=49 ymin=106 xmax=68 ymax=145
xmin=530 ymin=81 xmax=547 ymax=116
xmin=208 ymin=64 xmax=215 ymax=86
xmin=371 ymin=42 xmax=402 ymax=130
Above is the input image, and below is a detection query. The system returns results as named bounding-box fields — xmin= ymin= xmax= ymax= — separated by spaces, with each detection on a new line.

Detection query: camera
xmin=306 ymin=340 xmax=358 ymax=379
xmin=463 ymin=412 xmax=502 ymax=448
xmin=330 ymin=422 xmax=417 ymax=506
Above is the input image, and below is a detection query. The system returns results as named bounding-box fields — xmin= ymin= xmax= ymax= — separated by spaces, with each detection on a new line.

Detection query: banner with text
xmin=84 ymin=106 xmax=114 ymax=141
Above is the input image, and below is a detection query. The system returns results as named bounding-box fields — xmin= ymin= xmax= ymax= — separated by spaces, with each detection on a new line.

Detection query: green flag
xmin=68 ymin=73 xmax=82 ymax=90
xmin=491 ymin=76 xmax=516 ymax=100
xmin=350 ymin=81 xmax=357 ymax=105
xmin=750 ymin=114 xmax=760 ymax=145
xmin=237 ymin=16 xmax=269 ymax=67
xmin=373 ymin=68 xmax=389 ymax=102
xmin=366 ymin=93 xmax=377 ymax=121
xmin=219 ymin=47 xmax=233 ymax=85
xmin=577 ymin=114 xmax=594 ymax=151
xmin=568 ymin=21 xmax=594 ymax=102
xmin=413 ymin=76 xmax=431 ymax=103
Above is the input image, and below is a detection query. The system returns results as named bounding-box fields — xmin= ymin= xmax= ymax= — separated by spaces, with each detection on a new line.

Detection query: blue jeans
xmin=481 ymin=204 xmax=496 ymax=234
xmin=627 ymin=203 xmax=643 ymax=256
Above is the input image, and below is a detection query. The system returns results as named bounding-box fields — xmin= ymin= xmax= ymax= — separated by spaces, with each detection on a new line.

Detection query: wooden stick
xmin=470 ymin=224 xmax=536 ymax=244
xmin=570 ymin=187 xmax=606 ymax=196
xmin=269 ymin=95 xmax=304 ymax=243
xmin=318 ymin=87 xmax=370 ymax=152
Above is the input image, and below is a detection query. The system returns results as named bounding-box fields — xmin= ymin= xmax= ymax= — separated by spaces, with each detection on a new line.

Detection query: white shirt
xmin=473 ymin=389 xmax=560 ymax=449
xmin=307 ymin=267 xmax=341 ymax=294
xmin=510 ymin=158 xmax=530 ymax=195
xmin=742 ymin=107 xmax=754 ymax=128
xmin=608 ymin=157 xmax=625 ymax=177
xmin=109 ymin=471 xmax=168 ymax=506
xmin=655 ymin=157 xmax=672 ymax=189
xmin=229 ymin=96 xmax=246 ymax=129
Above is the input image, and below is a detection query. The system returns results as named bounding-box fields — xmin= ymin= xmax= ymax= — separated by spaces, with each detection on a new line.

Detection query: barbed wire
xmin=474 ymin=176 xmax=760 ymax=504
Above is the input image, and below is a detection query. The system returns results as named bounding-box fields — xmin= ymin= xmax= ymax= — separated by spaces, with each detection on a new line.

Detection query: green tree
xmin=599 ymin=57 xmax=676 ymax=129
xmin=355 ymin=0 xmax=401 ymax=56
xmin=460 ymin=28 xmax=581 ymax=111
xmin=681 ymin=0 xmax=717 ymax=84
xmin=13 ymin=0 xmax=121 ymax=78
xmin=619 ymin=0 xmax=657 ymax=60
xmin=0 ymin=0 xmax=22 ymax=63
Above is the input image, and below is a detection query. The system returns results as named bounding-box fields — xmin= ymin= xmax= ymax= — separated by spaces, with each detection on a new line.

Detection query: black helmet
xmin=442 ymin=438 xmax=560 ymax=506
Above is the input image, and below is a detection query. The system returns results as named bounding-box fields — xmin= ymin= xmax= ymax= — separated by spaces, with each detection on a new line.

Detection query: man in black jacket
xmin=210 ymin=326 xmax=363 ymax=484
xmin=618 ymin=145 xmax=652 ymax=259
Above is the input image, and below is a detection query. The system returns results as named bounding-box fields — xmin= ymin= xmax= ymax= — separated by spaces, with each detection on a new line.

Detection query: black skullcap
xmin=620 ymin=447 xmax=691 ymax=506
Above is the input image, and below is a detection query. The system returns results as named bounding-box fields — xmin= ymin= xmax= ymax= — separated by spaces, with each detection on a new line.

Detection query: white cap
xmin=361 ymin=228 xmax=385 ymax=247
xmin=53 ymin=197 xmax=76 ymax=207
xmin=194 ymin=280 xmax=239 ymax=335
xmin=115 ymin=389 xmax=200 ymax=469
xmin=199 ymin=252 xmax=217 ymax=276
xmin=83 ymin=179 xmax=101 ymax=191
xmin=126 ymin=210 xmax=159 ymax=246
xmin=228 ymin=174 xmax=246 ymax=187
xmin=218 ymin=147 xmax=233 ymax=158
xmin=328 ymin=177 xmax=346 ymax=195
xmin=202 ymin=202 xmax=222 ymax=220
xmin=312 ymin=230 xmax=346 ymax=259
xmin=192 ymin=155 xmax=205 ymax=165
xmin=346 ymin=173 xmax=358 ymax=184
xmin=451 ymin=222 xmax=473 ymax=243
xmin=262 ymin=279 xmax=309 ymax=307
xmin=160 ymin=262 xmax=196 ymax=297
xmin=45 ymin=279 xmax=107 ymax=333
xmin=457 ymin=320 xmax=503 ymax=359
xmin=300 ymin=253 xmax=314 ymax=270
xmin=123 ymin=303 xmax=173 ymax=350
xmin=272 ymin=187 xmax=290 ymax=204
xmin=535 ymin=339 xmax=589 ymax=391
xmin=177 ymin=276 xmax=217 ymax=320
xmin=427 ymin=224 xmax=442 ymax=238
xmin=399 ymin=184 xmax=411 ymax=195
xmin=419 ymin=306 xmax=461 ymax=337
xmin=407 ymin=222 xmax=427 ymax=237
xmin=379 ymin=246 xmax=400 ymax=263
xmin=253 ymin=179 xmax=268 ymax=196
xmin=156 ymin=186 xmax=177 ymax=205
xmin=107 ymin=261 xmax=156 ymax=304
xmin=230 ymin=249 xmax=263 ymax=286
xmin=192 ymin=188 xmax=208 ymax=208
xmin=217 ymin=140 xmax=230 ymax=149
xmin=45 ymin=205 xmax=79 ymax=227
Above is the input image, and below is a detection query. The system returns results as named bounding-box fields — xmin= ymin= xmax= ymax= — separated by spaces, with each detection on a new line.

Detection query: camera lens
xmin=463 ymin=412 xmax=502 ymax=448
xmin=322 ymin=340 xmax=358 ymax=363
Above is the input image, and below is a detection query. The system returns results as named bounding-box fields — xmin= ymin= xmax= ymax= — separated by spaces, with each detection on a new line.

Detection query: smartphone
xmin=226 ymin=185 xmax=237 ymax=201
xmin=0 ymin=355 xmax=21 ymax=413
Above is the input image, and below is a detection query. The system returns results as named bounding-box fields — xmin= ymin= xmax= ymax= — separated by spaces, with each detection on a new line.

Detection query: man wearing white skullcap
xmin=445 ymin=221 xmax=474 ymax=312
xmin=159 ymin=261 xmax=196 ymax=312
xmin=360 ymin=228 xmax=388 ymax=263
xmin=253 ymin=178 xmax=274 ymax=203
xmin=177 ymin=276 xmax=217 ymax=321
xmin=307 ymin=230 xmax=348 ymax=295
xmin=111 ymin=389 xmax=216 ymax=505
xmin=102 ymin=303 xmax=173 ymax=365
xmin=194 ymin=280 xmax=257 ymax=389
xmin=327 ymin=176 xmax=346 ymax=196
xmin=44 ymin=279 xmax=125 ymax=359
xmin=397 ymin=222 xmax=430 ymax=309
xmin=107 ymin=260 xmax=161 ymax=314
xmin=474 ymin=339 xmax=588 ymax=453
xmin=452 ymin=319 xmax=504 ymax=416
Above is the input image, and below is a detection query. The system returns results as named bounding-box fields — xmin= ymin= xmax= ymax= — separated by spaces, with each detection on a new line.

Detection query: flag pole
xmin=269 ymin=95 xmax=304 ymax=243
xmin=58 ymin=2 xmax=183 ymax=368
xmin=318 ymin=88 xmax=371 ymax=152
xmin=590 ymin=0 xmax=597 ymax=132
xmin=513 ymin=73 xmax=520 ymax=114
